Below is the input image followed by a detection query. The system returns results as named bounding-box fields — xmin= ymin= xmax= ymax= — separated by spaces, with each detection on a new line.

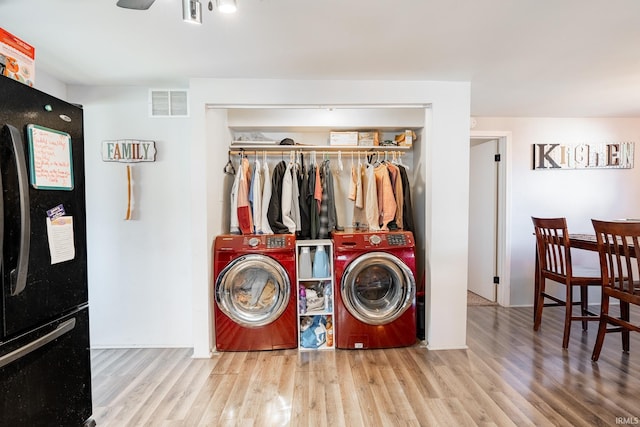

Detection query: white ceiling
xmin=2 ymin=0 xmax=640 ymax=117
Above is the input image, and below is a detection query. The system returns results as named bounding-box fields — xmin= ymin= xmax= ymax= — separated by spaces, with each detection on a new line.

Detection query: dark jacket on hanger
xmin=398 ymin=165 xmax=414 ymax=233
xmin=298 ymin=162 xmax=311 ymax=239
xmin=308 ymin=164 xmax=319 ymax=239
xmin=267 ymin=160 xmax=289 ymax=234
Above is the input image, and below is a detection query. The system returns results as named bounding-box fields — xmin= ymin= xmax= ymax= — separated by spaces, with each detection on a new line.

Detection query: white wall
xmin=57 ymin=79 xmax=470 ymax=352
xmin=67 ymin=85 xmax=193 ymax=347
xmin=32 ymin=68 xmax=67 ymax=101
xmin=189 ymin=79 xmax=471 ymax=356
xmin=474 ymin=117 xmax=640 ymax=306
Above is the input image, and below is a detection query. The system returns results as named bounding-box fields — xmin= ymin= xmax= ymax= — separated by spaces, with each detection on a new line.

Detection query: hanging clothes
xmin=291 ymin=163 xmax=302 ymax=233
xmin=374 ymin=163 xmax=396 ymax=230
xmin=331 ymin=163 xmax=346 ymax=231
xmin=385 ymin=162 xmax=403 ymax=230
xmin=398 ymin=164 xmax=415 ymax=233
xmin=363 ymin=163 xmax=380 ymax=231
xmin=237 ymin=157 xmax=254 ymax=235
xmin=250 ymin=159 xmax=262 ymax=234
xmin=267 ymin=160 xmax=289 ymax=234
xmin=322 ymin=159 xmax=341 ymax=234
xmin=318 ymin=163 xmax=330 ymax=239
xmin=258 ymin=160 xmax=274 ymax=234
xmin=229 ymin=157 xmax=242 ymax=234
xmin=298 ymin=156 xmax=311 ymax=239
xmin=348 ymin=161 xmax=358 ymax=201
xmin=352 ymin=162 xmax=366 ymax=229
xmin=308 ymin=163 xmax=320 ymax=239
xmin=281 ymin=161 xmax=301 ymax=234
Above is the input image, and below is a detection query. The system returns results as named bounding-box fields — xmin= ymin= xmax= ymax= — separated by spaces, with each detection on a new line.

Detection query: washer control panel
xmin=332 ymin=231 xmax=414 ymax=250
xmin=387 ymin=233 xmax=408 ymax=246
xmin=266 ymin=235 xmax=287 ymax=248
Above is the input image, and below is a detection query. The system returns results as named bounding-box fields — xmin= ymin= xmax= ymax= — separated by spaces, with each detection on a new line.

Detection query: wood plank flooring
xmin=90 ymin=306 xmax=640 ymax=426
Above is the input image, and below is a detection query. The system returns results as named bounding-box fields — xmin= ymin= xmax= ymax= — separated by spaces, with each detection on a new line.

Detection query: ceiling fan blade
xmin=116 ymin=0 xmax=156 ymax=10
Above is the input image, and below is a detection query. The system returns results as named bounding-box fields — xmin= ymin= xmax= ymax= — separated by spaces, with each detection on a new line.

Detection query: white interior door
xmin=468 ymin=139 xmax=498 ymax=301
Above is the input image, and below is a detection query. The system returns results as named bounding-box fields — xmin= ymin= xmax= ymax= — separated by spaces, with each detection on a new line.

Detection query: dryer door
xmin=215 ymin=254 xmax=291 ymax=328
xmin=340 ymin=252 xmax=415 ymax=325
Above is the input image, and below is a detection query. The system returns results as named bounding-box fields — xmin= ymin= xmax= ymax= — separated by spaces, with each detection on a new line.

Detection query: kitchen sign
xmin=533 ymin=142 xmax=634 ymax=170
xmin=102 ymin=140 xmax=156 ymax=162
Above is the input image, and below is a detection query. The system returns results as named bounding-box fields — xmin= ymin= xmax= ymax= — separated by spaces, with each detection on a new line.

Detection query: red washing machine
xmin=213 ymin=234 xmax=297 ymax=351
xmin=333 ymin=230 xmax=417 ymax=349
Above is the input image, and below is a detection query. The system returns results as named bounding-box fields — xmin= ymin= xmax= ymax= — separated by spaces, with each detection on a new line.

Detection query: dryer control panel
xmin=215 ymin=234 xmax=295 ymax=252
xmin=332 ymin=231 xmax=414 ymax=250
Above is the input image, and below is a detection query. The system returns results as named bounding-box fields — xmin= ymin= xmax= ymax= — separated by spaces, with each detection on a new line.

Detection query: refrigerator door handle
xmin=3 ymin=124 xmax=31 ymax=296
xmin=0 ymin=318 xmax=76 ymax=369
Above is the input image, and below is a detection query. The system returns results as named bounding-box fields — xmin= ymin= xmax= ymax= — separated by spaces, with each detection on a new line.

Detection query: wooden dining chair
xmin=532 ymin=217 xmax=601 ymax=348
xmin=591 ymin=219 xmax=640 ymax=362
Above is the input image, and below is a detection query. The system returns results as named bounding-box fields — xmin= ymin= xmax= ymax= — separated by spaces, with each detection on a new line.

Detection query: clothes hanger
xmin=224 ymin=151 xmax=236 ymax=175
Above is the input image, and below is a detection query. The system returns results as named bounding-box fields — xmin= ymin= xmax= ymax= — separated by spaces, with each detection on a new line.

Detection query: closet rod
xmin=228 ymin=149 xmax=408 ymax=157
xmin=228 ymin=145 xmax=409 ymax=155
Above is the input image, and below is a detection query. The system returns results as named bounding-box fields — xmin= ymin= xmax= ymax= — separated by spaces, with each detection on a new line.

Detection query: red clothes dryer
xmin=213 ymin=234 xmax=297 ymax=351
xmin=333 ymin=231 xmax=417 ymax=349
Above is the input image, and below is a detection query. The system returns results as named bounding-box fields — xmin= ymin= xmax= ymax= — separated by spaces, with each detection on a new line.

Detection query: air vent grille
xmin=149 ymin=90 xmax=189 ymax=117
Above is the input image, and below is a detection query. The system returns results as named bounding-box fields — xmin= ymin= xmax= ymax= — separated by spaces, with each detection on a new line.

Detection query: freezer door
xmin=0 ymin=306 xmax=93 ymax=426
xmin=0 ymin=78 xmax=88 ymax=339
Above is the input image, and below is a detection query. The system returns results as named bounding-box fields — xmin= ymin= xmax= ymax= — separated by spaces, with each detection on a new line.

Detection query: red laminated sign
xmin=0 ymin=27 xmax=35 ymax=86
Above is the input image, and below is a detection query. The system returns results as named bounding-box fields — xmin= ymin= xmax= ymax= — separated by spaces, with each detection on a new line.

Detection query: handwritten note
xmin=46 ymin=216 xmax=75 ymax=264
xmin=27 ymin=124 xmax=74 ymax=190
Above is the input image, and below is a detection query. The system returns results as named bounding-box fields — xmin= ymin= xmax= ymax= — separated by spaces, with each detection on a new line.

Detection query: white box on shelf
xmin=330 ymin=131 xmax=358 ymax=146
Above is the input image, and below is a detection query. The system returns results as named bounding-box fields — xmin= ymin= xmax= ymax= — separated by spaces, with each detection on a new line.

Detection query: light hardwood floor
xmin=90 ymin=306 xmax=640 ymax=426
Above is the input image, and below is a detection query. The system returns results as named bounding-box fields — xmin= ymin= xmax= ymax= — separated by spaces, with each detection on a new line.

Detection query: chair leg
xmin=621 ymin=301 xmax=630 ymax=353
xmin=563 ymin=284 xmax=572 ymax=348
xmin=533 ymin=275 xmax=545 ymax=331
xmin=580 ymin=286 xmax=589 ymax=331
xmin=592 ymin=295 xmax=610 ymax=362
xmin=592 ymin=316 xmax=608 ymax=362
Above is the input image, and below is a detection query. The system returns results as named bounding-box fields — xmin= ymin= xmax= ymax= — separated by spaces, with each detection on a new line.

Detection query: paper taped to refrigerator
xmin=46 ymin=216 xmax=75 ymax=264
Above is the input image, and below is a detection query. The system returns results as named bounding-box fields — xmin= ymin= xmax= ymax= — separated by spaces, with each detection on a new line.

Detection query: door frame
xmin=470 ymin=130 xmax=512 ymax=306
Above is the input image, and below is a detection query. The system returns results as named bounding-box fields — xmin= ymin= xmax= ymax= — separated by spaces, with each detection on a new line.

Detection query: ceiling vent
xmin=149 ymin=89 xmax=189 ymax=117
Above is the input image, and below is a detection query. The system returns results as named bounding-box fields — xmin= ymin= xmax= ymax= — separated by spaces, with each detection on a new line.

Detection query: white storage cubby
xmin=296 ymin=239 xmax=335 ymax=350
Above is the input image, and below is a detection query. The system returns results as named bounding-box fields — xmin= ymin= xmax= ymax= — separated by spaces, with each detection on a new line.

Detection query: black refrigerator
xmin=0 ymin=76 xmax=93 ymax=426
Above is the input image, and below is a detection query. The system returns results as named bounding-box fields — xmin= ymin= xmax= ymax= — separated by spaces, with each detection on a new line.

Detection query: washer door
xmin=341 ymin=252 xmax=415 ymax=325
xmin=215 ymin=254 xmax=291 ymax=328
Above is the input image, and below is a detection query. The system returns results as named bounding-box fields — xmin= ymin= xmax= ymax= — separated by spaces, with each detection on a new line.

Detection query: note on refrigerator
xmin=46 ymin=216 xmax=75 ymax=264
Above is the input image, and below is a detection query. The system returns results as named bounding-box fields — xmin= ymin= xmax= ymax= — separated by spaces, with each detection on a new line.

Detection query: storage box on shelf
xmin=296 ymin=239 xmax=335 ymax=350
xmin=229 ymin=128 xmax=417 ymax=152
